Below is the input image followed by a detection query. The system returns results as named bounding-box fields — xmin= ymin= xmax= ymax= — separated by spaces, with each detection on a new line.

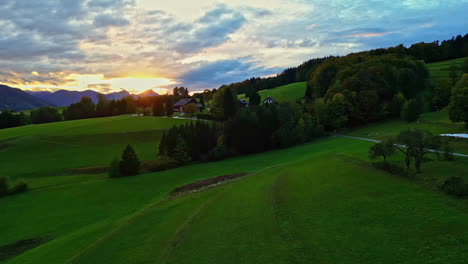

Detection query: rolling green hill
xmin=0 ymin=115 xmax=189 ymax=187
xmin=427 ymin=57 xmax=466 ymax=81
xmin=1 ymin=111 xmax=468 ymax=263
xmin=239 ymin=82 xmax=306 ymax=103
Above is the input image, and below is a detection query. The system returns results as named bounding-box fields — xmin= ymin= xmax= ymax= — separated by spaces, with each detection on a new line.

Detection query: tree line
xmin=216 ymin=34 xmax=468 ymax=100
xmin=0 ymin=93 xmax=188 ymax=129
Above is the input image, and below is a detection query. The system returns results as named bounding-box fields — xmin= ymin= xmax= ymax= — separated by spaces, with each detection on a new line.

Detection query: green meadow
xmin=1 ymin=110 xmax=468 ymax=263
xmin=0 ymin=115 xmax=189 ymax=187
xmin=238 ymin=82 xmax=306 ymax=103
xmin=427 ymin=57 xmax=466 ymax=81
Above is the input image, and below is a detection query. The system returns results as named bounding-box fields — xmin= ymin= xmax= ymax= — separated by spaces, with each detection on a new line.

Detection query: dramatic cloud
xmin=0 ymin=0 xmax=466 ymax=93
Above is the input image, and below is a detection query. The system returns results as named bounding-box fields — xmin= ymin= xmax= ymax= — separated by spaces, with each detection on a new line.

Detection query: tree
xmin=119 ymin=145 xmax=140 ymax=176
xmin=449 ymin=64 xmax=460 ymax=86
xmin=249 ymin=90 xmax=261 ymax=106
xmin=199 ymin=96 xmax=205 ymax=110
xmin=390 ymin=93 xmax=406 ymax=118
xmin=304 ymin=84 xmax=313 ymax=100
xmin=449 ymin=74 xmax=468 ymax=126
xmin=30 ymin=107 xmax=62 ymax=124
xmin=172 ymin=137 xmax=191 ymax=163
xmin=463 ymin=57 xmax=468 ymax=73
xmin=400 ymin=99 xmax=420 ymax=122
xmin=96 ymin=95 xmax=110 ymax=117
xmin=152 ymin=101 xmax=165 ymax=116
xmin=0 ymin=176 xmax=10 ymax=197
xmin=369 ymin=138 xmax=395 ymax=162
xmin=326 ymin=93 xmax=347 ymax=129
xmin=396 ymin=129 xmax=441 ymax=173
xmin=182 ymin=103 xmax=199 ymax=116
xmin=431 ymin=78 xmax=452 ymax=110
xmin=108 ymin=158 xmax=121 ymax=178
xmin=223 ymin=87 xmax=237 ymax=120
xmin=165 ymin=97 xmax=174 ymax=117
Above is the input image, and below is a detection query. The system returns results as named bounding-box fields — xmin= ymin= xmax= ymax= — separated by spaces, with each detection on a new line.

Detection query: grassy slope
xmin=1 ymin=111 xmax=468 ymax=263
xmin=238 ymin=82 xmax=306 ymax=103
xmin=344 ymin=109 xmax=468 ymax=154
xmin=427 ymin=57 xmax=465 ymax=81
xmin=0 ymin=115 xmax=189 ymax=187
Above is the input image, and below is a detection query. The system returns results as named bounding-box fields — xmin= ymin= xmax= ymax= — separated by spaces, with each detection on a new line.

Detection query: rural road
xmin=335 ymin=134 xmax=468 ymax=158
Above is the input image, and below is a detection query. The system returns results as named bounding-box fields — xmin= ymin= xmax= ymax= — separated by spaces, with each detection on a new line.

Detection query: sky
xmin=0 ymin=0 xmax=467 ymax=94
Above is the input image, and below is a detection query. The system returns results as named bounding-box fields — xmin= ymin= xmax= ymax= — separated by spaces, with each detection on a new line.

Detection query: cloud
xmin=171 ymin=4 xmax=248 ymax=54
xmin=94 ymin=14 xmax=131 ymax=27
xmin=0 ymin=0 xmax=466 ymax=92
xmin=179 ymin=57 xmax=282 ymax=89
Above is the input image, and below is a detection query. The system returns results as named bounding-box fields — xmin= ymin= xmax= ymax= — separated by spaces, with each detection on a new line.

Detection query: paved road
xmin=335 ymin=134 xmax=468 ymax=158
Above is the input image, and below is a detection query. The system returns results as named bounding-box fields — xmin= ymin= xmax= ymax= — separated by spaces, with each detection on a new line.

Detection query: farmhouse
xmin=174 ymin=98 xmax=203 ymax=112
xmin=263 ymin=97 xmax=278 ymax=104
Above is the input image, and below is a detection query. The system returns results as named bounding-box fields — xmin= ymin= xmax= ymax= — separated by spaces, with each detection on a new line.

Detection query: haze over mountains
xmin=0 ymin=84 xmax=160 ymax=110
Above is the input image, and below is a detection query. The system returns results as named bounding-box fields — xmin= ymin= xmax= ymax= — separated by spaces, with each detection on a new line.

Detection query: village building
xmin=263 ymin=97 xmax=278 ymax=104
xmin=174 ymin=98 xmax=203 ymax=113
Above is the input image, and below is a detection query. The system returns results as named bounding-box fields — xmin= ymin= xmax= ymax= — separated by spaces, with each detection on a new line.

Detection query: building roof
xmin=174 ymin=98 xmax=194 ymax=107
xmin=263 ymin=97 xmax=277 ymax=103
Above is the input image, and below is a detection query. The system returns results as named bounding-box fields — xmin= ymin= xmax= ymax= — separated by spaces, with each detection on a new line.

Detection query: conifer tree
xmin=119 ymin=144 xmax=140 ymax=176
xmin=172 ymin=137 xmax=191 ymax=163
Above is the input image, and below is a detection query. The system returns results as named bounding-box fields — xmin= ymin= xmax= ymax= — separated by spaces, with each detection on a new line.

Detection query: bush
xmin=196 ymin=113 xmax=223 ymax=121
xmin=141 ymin=156 xmax=180 ymax=173
xmin=440 ymin=177 xmax=468 ymax=197
xmin=0 ymin=177 xmax=28 ymax=197
xmin=9 ymin=179 xmax=28 ymax=194
xmin=372 ymin=162 xmax=407 ymax=177
xmin=0 ymin=176 xmax=10 ymax=197
xmin=108 ymin=158 xmax=121 ymax=178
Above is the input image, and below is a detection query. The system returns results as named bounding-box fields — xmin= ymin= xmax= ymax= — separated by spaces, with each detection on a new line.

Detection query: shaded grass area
xmin=0 ymin=236 xmax=52 ymax=262
xmin=238 ymin=82 xmax=306 ymax=103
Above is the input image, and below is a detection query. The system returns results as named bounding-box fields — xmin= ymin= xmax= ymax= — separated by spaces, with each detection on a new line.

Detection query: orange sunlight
xmin=16 ymin=74 xmax=176 ymax=94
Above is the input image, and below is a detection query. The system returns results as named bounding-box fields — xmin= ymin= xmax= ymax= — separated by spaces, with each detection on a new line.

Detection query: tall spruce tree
xmin=223 ymin=87 xmax=237 ymax=120
xmin=119 ymin=144 xmax=140 ymax=176
xmin=249 ymin=91 xmax=261 ymax=106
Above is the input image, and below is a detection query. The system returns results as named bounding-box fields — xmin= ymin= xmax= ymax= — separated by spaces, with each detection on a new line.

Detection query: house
xmin=238 ymin=98 xmax=250 ymax=107
xmin=263 ymin=97 xmax=278 ymax=104
xmin=174 ymin=98 xmax=203 ymax=112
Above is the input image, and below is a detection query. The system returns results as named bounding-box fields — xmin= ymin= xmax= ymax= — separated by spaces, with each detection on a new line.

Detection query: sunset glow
xmin=0 ymin=0 xmax=465 ymax=93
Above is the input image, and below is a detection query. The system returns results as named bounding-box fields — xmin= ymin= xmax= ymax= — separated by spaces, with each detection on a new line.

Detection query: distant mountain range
xmin=26 ymin=89 xmax=160 ymax=107
xmin=0 ymin=84 xmax=161 ymax=111
xmin=0 ymin=85 xmax=50 ymax=111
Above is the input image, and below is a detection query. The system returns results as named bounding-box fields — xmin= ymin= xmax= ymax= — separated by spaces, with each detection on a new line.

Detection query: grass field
xmin=427 ymin=57 xmax=466 ymax=81
xmin=1 ymin=111 xmax=468 ymax=263
xmin=344 ymin=109 xmax=468 ymax=154
xmin=238 ymin=82 xmax=306 ymax=103
xmin=0 ymin=115 xmax=189 ymax=187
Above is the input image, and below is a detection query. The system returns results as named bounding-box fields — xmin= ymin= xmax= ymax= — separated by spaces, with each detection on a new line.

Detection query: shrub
xmin=108 ymin=158 xmax=121 ymax=178
xmin=9 ymin=179 xmax=28 ymax=194
xmin=141 ymin=156 xmax=180 ymax=173
xmin=0 ymin=177 xmax=28 ymax=197
xmin=0 ymin=176 xmax=10 ymax=197
xmin=372 ymin=162 xmax=407 ymax=177
xmin=440 ymin=177 xmax=468 ymax=197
